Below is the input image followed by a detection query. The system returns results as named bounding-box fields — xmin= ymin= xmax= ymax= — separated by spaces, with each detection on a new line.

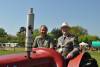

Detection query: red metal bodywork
xmin=0 ymin=48 xmax=87 ymax=67
xmin=67 ymin=52 xmax=83 ymax=67
xmin=0 ymin=48 xmax=63 ymax=67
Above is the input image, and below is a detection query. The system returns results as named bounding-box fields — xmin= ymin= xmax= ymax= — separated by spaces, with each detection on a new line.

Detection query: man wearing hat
xmin=57 ymin=22 xmax=80 ymax=59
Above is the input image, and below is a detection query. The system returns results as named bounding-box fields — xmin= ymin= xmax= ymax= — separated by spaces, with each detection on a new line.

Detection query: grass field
xmin=88 ymin=50 xmax=100 ymax=67
xmin=0 ymin=48 xmax=100 ymax=67
xmin=0 ymin=48 xmax=25 ymax=55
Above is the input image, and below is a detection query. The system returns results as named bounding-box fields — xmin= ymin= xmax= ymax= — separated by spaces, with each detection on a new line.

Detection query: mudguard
xmin=67 ymin=52 xmax=98 ymax=67
xmin=67 ymin=52 xmax=84 ymax=67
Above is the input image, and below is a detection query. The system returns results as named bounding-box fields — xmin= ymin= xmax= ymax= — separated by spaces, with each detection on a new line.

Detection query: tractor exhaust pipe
xmin=25 ymin=8 xmax=34 ymax=58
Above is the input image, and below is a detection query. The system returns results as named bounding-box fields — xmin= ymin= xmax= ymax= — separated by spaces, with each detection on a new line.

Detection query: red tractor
xmin=0 ymin=48 xmax=98 ymax=67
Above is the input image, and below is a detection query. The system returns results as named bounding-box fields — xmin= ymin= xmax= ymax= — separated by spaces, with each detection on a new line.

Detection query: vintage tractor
xmin=0 ymin=48 xmax=98 ymax=67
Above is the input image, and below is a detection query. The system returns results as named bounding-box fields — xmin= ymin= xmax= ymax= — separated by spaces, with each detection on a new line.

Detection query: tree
xmin=16 ymin=32 xmax=25 ymax=47
xmin=0 ymin=28 xmax=7 ymax=37
xmin=6 ymin=35 xmax=17 ymax=43
xmin=0 ymin=28 xmax=8 ymax=43
xmin=69 ymin=26 xmax=88 ymax=36
xmin=19 ymin=27 xmax=26 ymax=33
xmin=50 ymin=28 xmax=62 ymax=44
xmin=51 ymin=28 xmax=62 ymax=39
xmin=16 ymin=26 xmax=26 ymax=47
xmin=33 ymin=29 xmax=39 ymax=39
xmin=79 ymin=35 xmax=88 ymax=43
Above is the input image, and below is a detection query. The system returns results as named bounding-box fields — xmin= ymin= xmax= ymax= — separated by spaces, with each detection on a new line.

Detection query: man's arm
xmin=67 ymin=36 xmax=80 ymax=59
xmin=57 ymin=38 xmax=61 ymax=48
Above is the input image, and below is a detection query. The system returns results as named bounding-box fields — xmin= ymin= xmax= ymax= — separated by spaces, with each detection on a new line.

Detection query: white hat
xmin=61 ymin=22 xmax=69 ymax=28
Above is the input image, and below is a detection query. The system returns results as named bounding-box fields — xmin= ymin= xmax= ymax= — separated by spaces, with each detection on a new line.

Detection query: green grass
xmin=88 ymin=50 xmax=100 ymax=67
xmin=0 ymin=48 xmax=25 ymax=55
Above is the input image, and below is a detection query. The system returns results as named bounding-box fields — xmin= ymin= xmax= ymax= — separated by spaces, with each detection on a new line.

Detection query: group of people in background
xmin=33 ymin=22 xmax=80 ymax=60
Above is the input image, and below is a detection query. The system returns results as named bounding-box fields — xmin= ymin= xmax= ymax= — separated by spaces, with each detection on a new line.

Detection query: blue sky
xmin=0 ymin=0 xmax=100 ymax=37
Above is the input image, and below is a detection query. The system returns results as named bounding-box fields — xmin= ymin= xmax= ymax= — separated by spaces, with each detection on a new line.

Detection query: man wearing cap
xmin=57 ymin=22 xmax=80 ymax=59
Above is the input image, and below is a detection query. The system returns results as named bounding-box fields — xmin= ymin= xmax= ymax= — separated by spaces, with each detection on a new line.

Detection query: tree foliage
xmin=50 ymin=28 xmax=62 ymax=44
xmin=0 ymin=28 xmax=7 ymax=42
xmin=16 ymin=27 xmax=26 ymax=47
xmin=50 ymin=28 xmax=62 ymax=39
xmin=79 ymin=35 xmax=100 ymax=43
xmin=0 ymin=28 xmax=18 ymax=43
xmin=33 ymin=29 xmax=39 ymax=39
xmin=0 ymin=25 xmax=100 ymax=46
xmin=6 ymin=35 xmax=17 ymax=43
xmin=19 ymin=27 xmax=26 ymax=33
xmin=69 ymin=26 xmax=88 ymax=36
xmin=0 ymin=28 xmax=7 ymax=37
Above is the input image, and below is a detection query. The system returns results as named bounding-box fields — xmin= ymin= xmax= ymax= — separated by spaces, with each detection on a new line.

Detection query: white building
xmin=4 ymin=43 xmax=18 ymax=47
